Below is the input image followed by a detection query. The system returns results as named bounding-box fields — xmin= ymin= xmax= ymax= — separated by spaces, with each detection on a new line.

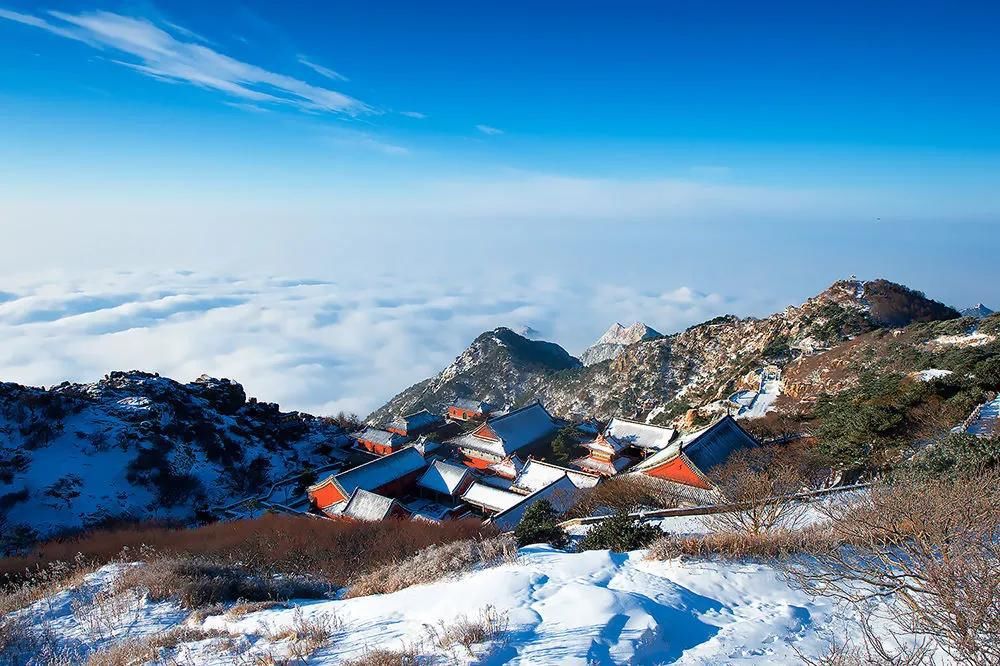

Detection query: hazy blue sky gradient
xmin=2 ymin=0 xmax=998 ymax=312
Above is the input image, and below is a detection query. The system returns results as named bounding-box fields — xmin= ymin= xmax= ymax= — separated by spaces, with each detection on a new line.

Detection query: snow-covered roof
xmin=605 ymin=418 xmax=676 ymax=451
xmin=461 ymin=481 xmax=524 ymax=513
xmin=417 ymin=460 xmax=472 ymax=496
xmin=582 ymin=434 xmax=629 ymax=455
xmin=488 ymin=455 xmax=525 ymax=479
xmin=411 ymin=436 xmax=442 ymax=456
xmin=572 ymin=454 xmax=634 ymax=476
xmin=632 ymin=417 xmax=757 ymax=477
xmin=452 ymin=398 xmax=491 ymax=412
xmin=490 ymin=474 xmax=581 ymax=532
xmin=682 ymin=417 xmax=757 ymax=473
xmin=510 ymin=459 xmax=601 ymax=495
xmin=340 ymin=488 xmax=400 ymax=521
xmin=354 ymin=427 xmax=407 ymax=447
xmin=387 ymin=409 xmax=442 ymax=434
xmin=447 ymin=402 xmax=558 ymax=459
xmin=333 ymin=446 xmax=427 ymax=496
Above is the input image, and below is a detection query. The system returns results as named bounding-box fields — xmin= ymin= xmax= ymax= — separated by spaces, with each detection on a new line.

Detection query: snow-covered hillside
xmin=5 ymin=547 xmax=871 ymax=665
xmin=0 ymin=371 xmax=350 ymax=551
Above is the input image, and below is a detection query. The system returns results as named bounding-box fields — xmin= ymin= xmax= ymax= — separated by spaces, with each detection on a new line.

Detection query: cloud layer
xmin=0 ymin=271 xmax=750 ymax=417
xmin=0 ymin=8 xmax=369 ymax=115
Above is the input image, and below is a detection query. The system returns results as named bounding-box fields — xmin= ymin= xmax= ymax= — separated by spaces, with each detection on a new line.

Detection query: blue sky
xmin=1 ymin=1 xmax=999 ymax=316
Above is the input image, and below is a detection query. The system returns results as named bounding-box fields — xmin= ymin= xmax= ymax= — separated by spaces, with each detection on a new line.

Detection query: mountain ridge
xmin=370 ymin=278 xmax=962 ymax=423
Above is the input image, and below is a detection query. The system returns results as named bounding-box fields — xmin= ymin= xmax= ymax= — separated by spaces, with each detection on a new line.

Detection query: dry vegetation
xmin=111 ymin=556 xmax=330 ymax=609
xmin=84 ymin=626 xmax=228 ymax=666
xmin=566 ymin=474 xmax=682 ymax=518
xmin=346 ymin=535 xmax=517 ymax=598
xmin=1 ymin=514 xmax=489 ymax=591
xmin=787 ymin=472 xmax=1000 ymax=665
xmin=706 ymin=443 xmax=821 ymax=534
xmin=647 ymin=524 xmax=840 ymax=560
xmin=426 ymin=605 xmax=509 ymax=654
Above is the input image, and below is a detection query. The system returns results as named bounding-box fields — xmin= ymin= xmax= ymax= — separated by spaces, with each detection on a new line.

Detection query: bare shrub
xmin=340 ymin=643 xmax=422 ymax=666
xmin=265 ymin=606 xmax=341 ymax=662
xmin=84 ymin=626 xmax=227 ymax=666
xmin=72 ymin=582 xmax=145 ymax=642
xmin=112 ymin=555 xmax=329 ymax=609
xmin=425 ymin=605 xmax=509 ymax=654
xmin=706 ymin=444 xmax=814 ymax=534
xmin=567 ymin=475 xmax=682 ymax=518
xmin=646 ymin=523 xmax=840 ymax=560
xmin=0 ymin=616 xmax=78 ymax=666
xmin=1 ymin=515 xmax=489 ymax=589
xmin=787 ymin=472 xmax=1000 ymax=665
xmin=0 ymin=553 xmax=97 ymax=615
xmin=346 ymin=535 xmax=516 ymax=598
xmin=0 ymin=615 xmax=36 ymax=665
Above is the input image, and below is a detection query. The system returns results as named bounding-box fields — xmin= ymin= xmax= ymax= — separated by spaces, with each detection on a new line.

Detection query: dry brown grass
xmin=345 ymin=535 xmax=517 ymax=599
xmin=0 ymin=554 xmax=98 ymax=616
xmin=646 ymin=523 xmax=841 ymax=560
xmin=227 ymin=599 xmax=291 ymax=618
xmin=425 ymin=605 xmax=509 ymax=654
xmin=340 ymin=644 xmax=422 ymax=666
xmin=566 ymin=475 xmax=682 ymax=518
xmin=264 ymin=606 xmax=342 ymax=662
xmin=1 ymin=514 xmax=490 ymax=590
xmin=111 ymin=556 xmax=329 ymax=609
xmin=84 ymin=626 xmax=227 ymax=666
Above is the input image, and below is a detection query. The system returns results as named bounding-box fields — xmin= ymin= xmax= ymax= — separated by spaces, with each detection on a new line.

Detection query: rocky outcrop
xmin=579 ymin=322 xmax=661 ymax=366
xmin=0 ymin=371 xmax=349 ymax=551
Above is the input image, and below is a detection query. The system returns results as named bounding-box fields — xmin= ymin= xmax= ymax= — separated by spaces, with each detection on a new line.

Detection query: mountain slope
xmin=0 ymin=371 xmax=348 ymax=550
xmin=367 ymin=327 xmax=580 ymax=423
xmin=579 ymin=322 xmax=661 ymax=366
xmin=373 ymin=279 xmax=962 ymax=423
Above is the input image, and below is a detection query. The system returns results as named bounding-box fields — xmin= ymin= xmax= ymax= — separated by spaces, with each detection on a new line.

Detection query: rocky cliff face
xmin=579 ymin=322 xmax=661 ymax=366
xmin=372 ymin=279 xmax=961 ymax=423
xmin=0 ymin=371 xmax=349 ymax=551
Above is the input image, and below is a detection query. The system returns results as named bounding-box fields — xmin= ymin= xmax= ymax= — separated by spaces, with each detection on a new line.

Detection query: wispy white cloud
xmin=297 ymin=54 xmax=349 ymax=82
xmin=399 ymin=110 xmax=426 ymax=119
xmin=0 ymin=271 xmax=748 ymax=416
xmin=326 ymin=129 xmax=411 ymax=156
xmin=224 ymin=101 xmax=270 ymax=113
xmin=0 ymin=8 xmax=371 ymax=115
xmin=476 ymin=124 xmax=504 ymax=135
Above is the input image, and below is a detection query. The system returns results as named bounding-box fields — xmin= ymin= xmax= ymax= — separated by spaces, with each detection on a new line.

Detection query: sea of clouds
xmin=0 ymin=270 xmax=779 ymax=417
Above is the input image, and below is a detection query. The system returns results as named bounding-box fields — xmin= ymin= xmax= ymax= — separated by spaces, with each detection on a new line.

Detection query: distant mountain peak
xmin=580 ymin=322 xmax=661 ymax=366
xmin=595 ymin=322 xmax=661 ymax=346
xmin=961 ymin=303 xmax=994 ymax=319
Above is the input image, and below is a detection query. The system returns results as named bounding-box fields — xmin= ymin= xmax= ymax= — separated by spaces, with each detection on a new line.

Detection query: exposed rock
xmin=579 ymin=322 xmax=661 ymax=366
xmin=0 ymin=370 xmax=349 ymax=551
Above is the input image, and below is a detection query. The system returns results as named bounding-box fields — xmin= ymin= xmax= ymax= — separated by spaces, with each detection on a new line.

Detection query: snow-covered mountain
xmin=962 ymin=303 xmax=995 ymax=319
xmin=372 ymin=278 xmax=963 ymax=422
xmin=368 ymin=327 xmax=580 ymax=423
xmin=579 ymin=322 xmax=661 ymax=366
xmin=0 ymin=371 xmax=349 ymax=551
